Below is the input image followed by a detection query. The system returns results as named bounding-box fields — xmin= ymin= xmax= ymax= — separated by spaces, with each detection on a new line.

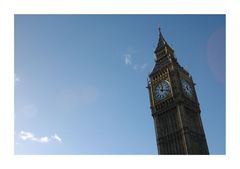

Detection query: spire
xmin=158 ymin=26 xmax=161 ymax=36
xmin=154 ymin=26 xmax=173 ymax=54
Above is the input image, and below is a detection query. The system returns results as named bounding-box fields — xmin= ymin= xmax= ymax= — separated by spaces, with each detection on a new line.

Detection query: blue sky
xmin=15 ymin=15 xmax=225 ymax=154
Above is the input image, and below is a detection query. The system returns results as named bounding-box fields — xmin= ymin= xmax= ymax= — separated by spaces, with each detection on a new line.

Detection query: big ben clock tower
xmin=147 ymin=28 xmax=209 ymax=154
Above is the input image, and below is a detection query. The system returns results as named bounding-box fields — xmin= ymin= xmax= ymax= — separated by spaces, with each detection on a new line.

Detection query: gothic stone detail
xmin=147 ymin=29 xmax=209 ymax=155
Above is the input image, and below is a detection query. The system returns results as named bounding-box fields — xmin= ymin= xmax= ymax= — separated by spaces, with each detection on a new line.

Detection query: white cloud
xmin=52 ymin=133 xmax=62 ymax=143
xmin=124 ymin=54 xmax=132 ymax=65
xmin=123 ymin=53 xmax=148 ymax=72
xmin=18 ymin=131 xmax=62 ymax=144
xmin=39 ymin=137 xmax=49 ymax=143
xmin=141 ymin=63 xmax=147 ymax=70
xmin=133 ymin=64 xmax=139 ymax=70
xmin=135 ymin=63 xmax=147 ymax=71
xmin=15 ymin=74 xmax=20 ymax=83
xmin=19 ymin=131 xmax=34 ymax=140
xmin=133 ymin=63 xmax=148 ymax=71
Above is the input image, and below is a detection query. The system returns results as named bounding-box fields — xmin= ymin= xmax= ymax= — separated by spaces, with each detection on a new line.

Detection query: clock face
xmin=154 ymin=80 xmax=171 ymax=101
xmin=181 ymin=78 xmax=193 ymax=97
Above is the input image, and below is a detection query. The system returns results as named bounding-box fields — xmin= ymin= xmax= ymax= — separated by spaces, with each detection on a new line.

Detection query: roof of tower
xmin=154 ymin=27 xmax=173 ymax=53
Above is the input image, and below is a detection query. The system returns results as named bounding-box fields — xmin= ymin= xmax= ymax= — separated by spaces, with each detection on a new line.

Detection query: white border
xmin=0 ymin=0 xmax=239 ymax=169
